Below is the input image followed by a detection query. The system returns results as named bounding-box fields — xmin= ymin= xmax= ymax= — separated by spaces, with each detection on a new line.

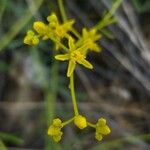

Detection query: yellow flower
xmin=95 ymin=118 xmax=111 ymax=141
xmin=54 ymin=21 xmax=74 ymax=38
xmin=23 ymin=30 xmax=39 ymax=45
xmin=55 ymin=37 xmax=93 ymax=77
xmin=47 ymin=13 xmax=75 ymax=49
xmin=24 ymin=13 xmax=74 ymax=50
xmin=81 ymin=28 xmax=101 ymax=53
xmin=47 ymin=13 xmax=74 ymax=38
xmin=47 ymin=118 xmax=63 ymax=142
xmin=74 ymin=115 xmax=87 ymax=129
xmin=33 ymin=21 xmax=50 ymax=40
xmin=47 ymin=13 xmax=59 ymax=28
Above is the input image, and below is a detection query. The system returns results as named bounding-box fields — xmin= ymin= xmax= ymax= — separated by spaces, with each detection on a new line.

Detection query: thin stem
xmin=94 ymin=0 xmax=122 ymax=30
xmin=58 ymin=0 xmax=80 ymax=117
xmin=58 ymin=0 xmax=67 ymax=22
xmin=58 ymin=0 xmax=82 ymax=39
xmin=70 ymin=73 xmax=79 ymax=116
xmin=50 ymin=37 xmax=69 ymax=52
xmin=87 ymin=122 xmax=96 ymax=128
xmin=71 ymin=28 xmax=82 ymax=39
xmin=62 ymin=117 xmax=74 ymax=126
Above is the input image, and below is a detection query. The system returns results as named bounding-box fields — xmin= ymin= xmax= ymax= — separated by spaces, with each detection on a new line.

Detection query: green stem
xmin=87 ymin=122 xmax=96 ymax=128
xmin=58 ymin=0 xmax=82 ymax=39
xmin=62 ymin=117 xmax=74 ymax=126
xmin=71 ymin=28 xmax=82 ymax=39
xmin=94 ymin=0 xmax=122 ymax=30
xmin=70 ymin=73 xmax=79 ymax=116
xmin=50 ymin=37 xmax=69 ymax=51
xmin=58 ymin=0 xmax=80 ymax=117
xmin=58 ymin=0 xmax=67 ymax=22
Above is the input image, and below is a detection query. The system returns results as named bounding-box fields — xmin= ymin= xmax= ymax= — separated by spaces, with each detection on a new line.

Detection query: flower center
xmin=71 ymin=51 xmax=84 ymax=61
xmin=55 ymin=26 xmax=65 ymax=37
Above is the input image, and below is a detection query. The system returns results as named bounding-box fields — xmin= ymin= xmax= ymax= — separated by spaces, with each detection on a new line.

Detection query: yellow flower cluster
xmin=95 ymin=118 xmax=111 ymax=141
xmin=47 ymin=116 xmax=110 ymax=142
xmin=24 ymin=12 xmax=111 ymax=142
xmin=78 ymin=28 xmax=102 ymax=53
xmin=23 ymin=12 xmax=101 ymax=77
xmin=55 ymin=37 xmax=93 ymax=77
xmin=24 ymin=30 xmax=39 ymax=45
xmin=47 ymin=118 xmax=63 ymax=142
xmin=24 ymin=13 xmax=74 ymax=49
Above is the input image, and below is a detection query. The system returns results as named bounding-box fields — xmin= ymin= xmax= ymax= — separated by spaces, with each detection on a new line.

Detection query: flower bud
xmin=74 ymin=115 xmax=87 ymax=129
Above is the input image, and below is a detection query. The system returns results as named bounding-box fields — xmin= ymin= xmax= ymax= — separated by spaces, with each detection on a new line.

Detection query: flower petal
xmin=95 ymin=132 xmax=103 ymax=141
xmin=69 ymin=37 xmax=75 ymax=51
xmin=82 ymin=28 xmax=88 ymax=38
xmin=90 ymin=28 xmax=96 ymax=36
xmin=92 ymin=44 xmax=101 ymax=52
xmin=67 ymin=60 xmax=76 ymax=77
xmin=97 ymin=126 xmax=111 ymax=135
xmin=77 ymin=58 xmax=93 ymax=69
xmin=62 ymin=20 xmax=75 ymax=31
xmin=33 ymin=21 xmax=47 ymax=35
xmin=98 ymin=118 xmax=106 ymax=126
xmin=47 ymin=12 xmax=58 ymax=23
xmin=76 ymin=43 xmax=89 ymax=53
xmin=55 ymin=54 xmax=69 ymax=61
xmin=53 ymin=132 xmax=63 ymax=142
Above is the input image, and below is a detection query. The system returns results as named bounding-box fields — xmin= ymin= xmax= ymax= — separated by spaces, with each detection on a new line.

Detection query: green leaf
xmin=0 ymin=132 xmax=24 ymax=146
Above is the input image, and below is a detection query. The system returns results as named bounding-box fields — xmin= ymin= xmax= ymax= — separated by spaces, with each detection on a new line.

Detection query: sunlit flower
xmin=80 ymin=28 xmax=101 ymax=53
xmin=23 ymin=30 xmax=39 ymax=45
xmin=23 ymin=9 xmax=113 ymax=142
xmin=47 ymin=13 xmax=74 ymax=38
xmin=24 ymin=13 xmax=74 ymax=49
xmin=47 ymin=13 xmax=59 ymax=27
xmin=47 ymin=13 xmax=75 ymax=49
xmin=95 ymin=118 xmax=111 ymax=141
xmin=55 ymin=37 xmax=93 ymax=77
xmin=74 ymin=115 xmax=87 ymax=129
xmin=47 ymin=118 xmax=63 ymax=142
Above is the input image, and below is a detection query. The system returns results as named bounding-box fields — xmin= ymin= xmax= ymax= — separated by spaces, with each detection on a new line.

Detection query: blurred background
xmin=0 ymin=0 xmax=150 ymax=149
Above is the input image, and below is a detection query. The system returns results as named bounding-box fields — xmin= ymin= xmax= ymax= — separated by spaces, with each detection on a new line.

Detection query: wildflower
xmin=74 ymin=115 xmax=87 ymax=129
xmin=23 ymin=30 xmax=39 ymax=45
xmin=47 ymin=13 xmax=59 ymax=28
xmin=80 ymin=28 xmax=101 ymax=53
xmin=33 ymin=21 xmax=50 ymax=40
xmin=47 ymin=118 xmax=63 ymax=142
xmin=47 ymin=13 xmax=74 ymax=38
xmin=95 ymin=118 xmax=111 ymax=141
xmin=47 ymin=13 xmax=75 ymax=49
xmin=24 ymin=9 xmax=113 ymax=142
xmin=55 ymin=37 xmax=93 ymax=77
xmin=24 ymin=13 xmax=74 ymax=49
